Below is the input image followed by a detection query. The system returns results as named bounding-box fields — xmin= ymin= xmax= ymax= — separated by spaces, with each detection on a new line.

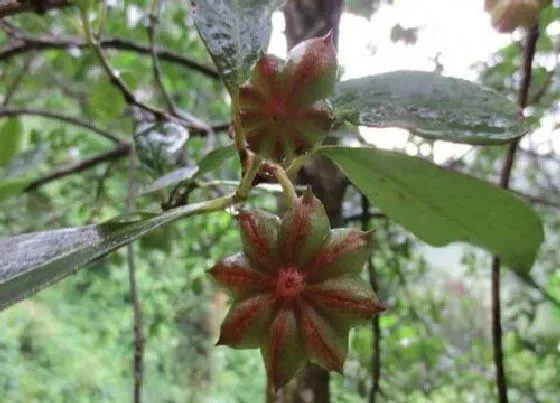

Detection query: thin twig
xmin=491 ymin=256 xmax=508 ymax=403
xmin=518 ymin=147 xmax=558 ymax=161
xmin=125 ymin=146 xmax=144 ymax=403
xmin=82 ymin=5 xmax=166 ymax=122
xmin=210 ymin=121 xmax=230 ymax=132
xmin=491 ymin=23 xmax=539 ymax=403
xmin=24 ymin=145 xmax=130 ymax=192
xmin=361 ymin=195 xmax=381 ymax=403
xmin=444 ymin=147 xmax=474 ymax=169
xmin=517 ymin=25 xmax=540 ymax=116
xmin=147 ymin=0 xmax=176 ymax=114
xmin=144 ymin=0 xmax=215 ymax=143
xmin=0 ymin=19 xmax=25 ymax=38
xmin=81 ymin=9 xmax=211 ymax=134
xmin=0 ymin=35 xmax=220 ymax=79
xmin=513 ymin=189 xmax=560 ymax=209
xmin=0 ymin=108 xmax=221 ymax=142
xmin=0 ymin=0 xmax=70 ymax=17
xmin=2 ymin=52 xmax=34 ymax=107
xmin=0 ymin=107 xmax=123 ymax=144
xmin=528 ymin=68 xmax=555 ymax=105
xmin=516 ymin=272 xmax=560 ymax=309
xmin=69 ymin=5 xmax=210 ymax=139
xmin=527 ymin=32 xmax=560 ymax=106
xmin=87 ymin=160 xmax=118 ymax=223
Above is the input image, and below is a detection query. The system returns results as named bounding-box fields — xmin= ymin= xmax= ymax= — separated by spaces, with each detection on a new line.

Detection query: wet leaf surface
xmin=332 ymin=71 xmax=527 ymax=144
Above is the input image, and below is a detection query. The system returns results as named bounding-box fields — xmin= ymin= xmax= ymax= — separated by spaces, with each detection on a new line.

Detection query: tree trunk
xmin=267 ymin=1 xmax=344 ymax=402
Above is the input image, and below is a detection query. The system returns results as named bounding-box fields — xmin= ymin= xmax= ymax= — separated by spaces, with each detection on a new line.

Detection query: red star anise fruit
xmin=208 ymin=190 xmax=385 ymax=390
xmin=237 ymin=33 xmax=337 ymax=162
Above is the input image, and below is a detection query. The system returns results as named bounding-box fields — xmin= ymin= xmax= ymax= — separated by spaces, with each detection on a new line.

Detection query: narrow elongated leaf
xmin=0 ymin=118 xmax=26 ymax=166
xmin=319 ymin=146 xmax=544 ymax=272
xmin=332 ymin=71 xmax=526 ymax=144
xmin=139 ymin=145 xmax=236 ymax=194
xmin=0 ymin=196 xmax=233 ymax=311
xmin=191 ymin=0 xmax=279 ymax=96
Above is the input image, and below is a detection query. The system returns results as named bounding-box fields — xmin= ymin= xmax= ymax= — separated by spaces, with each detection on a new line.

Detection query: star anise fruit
xmin=237 ymin=33 xmax=337 ymax=162
xmin=208 ymin=190 xmax=385 ymax=390
xmin=485 ymin=0 xmax=550 ymax=32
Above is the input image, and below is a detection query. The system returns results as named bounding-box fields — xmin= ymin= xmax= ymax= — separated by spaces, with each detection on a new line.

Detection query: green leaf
xmin=191 ymin=0 xmax=279 ymax=96
xmin=0 ymin=118 xmax=27 ymax=166
xmin=3 ymin=142 xmax=49 ymax=180
xmin=319 ymin=146 xmax=544 ymax=272
xmin=332 ymin=71 xmax=527 ymax=145
xmin=139 ymin=144 xmax=236 ymax=194
xmin=191 ymin=276 xmax=204 ymax=295
xmin=0 ymin=179 xmax=29 ymax=203
xmin=345 ymin=0 xmax=380 ymax=18
xmin=0 ymin=195 xmax=233 ymax=311
xmin=134 ymin=121 xmax=189 ymax=176
xmin=531 ymin=302 xmax=560 ymax=340
xmin=196 ymin=144 xmax=237 ymax=177
xmin=139 ymin=167 xmax=198 ymax=195
xmin=89 ymin=81 xmax=126 ymax=120
xmin=139 ymin=225 xmax=176 ymax=253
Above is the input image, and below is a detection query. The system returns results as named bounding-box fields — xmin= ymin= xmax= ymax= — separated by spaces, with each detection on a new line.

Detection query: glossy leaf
xmin=191 ymin=0 xmax=280 ymax=96
xmin=0 ymin=197 xmax=232 ymax=311
xmin=319 ymin=146 xmax=544 ymax=272
xmin=0 ymin=118 xmax=26 ymax=166
xmin=332 ymin=71 xmax=527 ymax=144
xmin=134 ymin=121 xmax=189 ymax=175
xmin=139 ymin=145 xmax=236 ymax=194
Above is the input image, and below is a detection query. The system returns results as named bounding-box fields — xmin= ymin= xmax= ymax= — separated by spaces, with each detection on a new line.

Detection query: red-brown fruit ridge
xmin=237 ymin=33 xmax=337 ymax=162
xmin=208 ymin=190 xmax=385 ymax=390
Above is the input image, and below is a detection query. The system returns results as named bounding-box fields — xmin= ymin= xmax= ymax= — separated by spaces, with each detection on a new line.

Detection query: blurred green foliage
xmin=0 ymin=1 xmax=559 ymax=402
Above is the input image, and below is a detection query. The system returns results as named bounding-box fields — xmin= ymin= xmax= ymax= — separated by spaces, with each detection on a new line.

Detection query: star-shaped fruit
xmin=208 ymin=190 xmax=385 ymax=390
xmin=237 ymin=33 xmax=337 ymax=162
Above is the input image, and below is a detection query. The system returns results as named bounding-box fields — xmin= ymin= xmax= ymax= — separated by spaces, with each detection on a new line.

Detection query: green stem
xmin=79 ymin=5 xmax=93 ymax=43
xmin=81 ymin=5 xmax=109 ymax=69
xmin=198 ymin=193 xmax=238 ymax=213
xmin=96 ymin=1 xmax=108 ymax=36
xmin=272 ymin=165 xmax=297 ymax=208
xmin=235 ymin=154 xmax=261 ymax=201
xmin=285 ymin=154 xmax=308 ymax=180
xmin=232 ymin=100 xmax=249 ymax=154
xmin=285 ymin=144 xmax=323 ymax=180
